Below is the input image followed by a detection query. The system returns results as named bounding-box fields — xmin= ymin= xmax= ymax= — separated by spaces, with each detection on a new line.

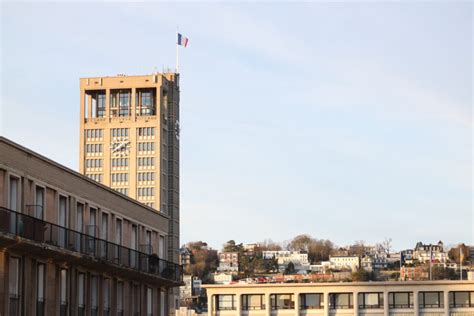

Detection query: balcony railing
xmin=0 ymin=207 xmax=182 ymax=284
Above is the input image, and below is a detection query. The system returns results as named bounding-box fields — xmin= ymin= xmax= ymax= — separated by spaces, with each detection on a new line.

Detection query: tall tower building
xmin=79 ymin=73 xmax=180 ymax=262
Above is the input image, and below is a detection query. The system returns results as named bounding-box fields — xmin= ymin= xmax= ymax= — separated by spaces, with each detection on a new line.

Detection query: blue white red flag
xmin=177 ymin=33 xmax=189 ymax=47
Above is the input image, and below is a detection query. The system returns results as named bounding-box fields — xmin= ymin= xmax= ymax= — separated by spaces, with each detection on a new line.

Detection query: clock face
xmin=110 ymin=137 xmax=130 ymax=157
xmin=174 ymin=120 xmax=180 ymax=140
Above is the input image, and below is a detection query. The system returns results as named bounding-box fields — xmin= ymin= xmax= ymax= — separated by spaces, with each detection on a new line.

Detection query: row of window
xmin=215 ymin=291 xmax=474 ymax=311
xmin=112 ymin=158 xmax=129 ymax=167
xmin=138 ymin=172 xmax=155 ymax=182
xmin=138 ymin=157 xmax=155 ymax=167
xmin=85 ymin=144 xmax=103 ymax=153
xmin=111 ymin=128 xmax=129 ymax=138
xmin=86 ymin=174 xmax=103 ymax=183
xmin=138 ymin=142 xmax=155 ymax=152
xmin=138 ymin=127 xmax=155 ymax=137
xmin=138 ymin=187 xmax=155 ymax=197
xmin=111 ymin=173 xmax=129 ymax=183
xmin=8 ymin=257 xmax=161 ymax=316
xmin=85 ymin=129 xmax=103 ymax=139
xmin=85 ymin=159 xmax=103 ymax=168
xmin=114 ymin=188 xmax=129 ymax=195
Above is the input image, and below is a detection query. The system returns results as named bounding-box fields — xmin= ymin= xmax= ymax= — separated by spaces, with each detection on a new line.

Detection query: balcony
xmin=0 ymin=207 xmax=182 ymax=286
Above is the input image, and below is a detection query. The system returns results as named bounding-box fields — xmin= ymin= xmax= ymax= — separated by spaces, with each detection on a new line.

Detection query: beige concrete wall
xmin=204 ymin=282 xmax=474 ymax=316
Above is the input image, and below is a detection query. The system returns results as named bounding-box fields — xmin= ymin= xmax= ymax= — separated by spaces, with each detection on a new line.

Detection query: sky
xmin=1 ymin=2 xmax=472 ymax=251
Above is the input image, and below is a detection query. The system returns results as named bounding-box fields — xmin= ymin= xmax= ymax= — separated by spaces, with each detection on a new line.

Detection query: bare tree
xmin=382 ymin=237 xmax=392 ymax=256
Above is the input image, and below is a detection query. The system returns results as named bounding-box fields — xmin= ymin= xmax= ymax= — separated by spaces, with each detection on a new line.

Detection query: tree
xmin=284 ymin=262 xmax=296 ymax=275
xmin=258 ymin=239 xmax=282 ymax=251
xmin=381 ymin=237 xmax=392 ymax=256
xmin=352 ymin=268 xmax=376 ymax=281
xmin=349 ymin=240 xmax=366 ymax=257
xmin=289 ymin=234 xmax=313 ymax=252
xmin=448 ymin=244 xmax=470 ymax=264
xmin=223 ymin=240 xmax=243 ymax=253
xmin=308 ymin=239 xmax=334 ymax=263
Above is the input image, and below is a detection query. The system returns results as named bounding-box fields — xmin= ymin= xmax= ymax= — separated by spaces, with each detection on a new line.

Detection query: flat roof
xmin=202 ymin=280 xmax=474 ymax=289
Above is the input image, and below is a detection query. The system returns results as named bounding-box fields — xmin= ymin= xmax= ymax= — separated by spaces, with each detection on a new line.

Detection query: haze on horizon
xmin=1 ymin=2 xmax=472 ymax=251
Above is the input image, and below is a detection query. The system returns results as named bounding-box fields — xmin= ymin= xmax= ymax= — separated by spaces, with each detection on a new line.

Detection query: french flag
xmin=177 ymin=33 xmax=189 ymax=47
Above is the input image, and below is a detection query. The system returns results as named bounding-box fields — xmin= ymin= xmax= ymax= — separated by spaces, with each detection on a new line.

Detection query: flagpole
xmin=176 ymin=29 xmax=179 ymax=73
xmin=429 ymin=247 xmax=432 ymax=281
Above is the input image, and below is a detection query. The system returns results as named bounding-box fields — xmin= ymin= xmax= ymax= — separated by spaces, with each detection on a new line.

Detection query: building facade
xmin=218 ymin=252 xmax=239 ymax=273
xmin=413 ymin=241 xmax=448 ymax=264
xmin=203 ymin=281 xmax=474 ymax=316
xmin=79 ymin=73 xmax=180 ymax=262
xmin=329 ymin=256 xmax=360 ymax=271
xmin=0 ymin=137 xmax=182 ymax=315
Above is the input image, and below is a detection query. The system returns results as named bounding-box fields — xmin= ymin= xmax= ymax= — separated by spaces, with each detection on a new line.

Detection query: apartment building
xmin=203 ymin=281 xmax=474 ymax=316
xmin=79 ymin=73 xmax=180 ymax=262
xmin=329 ymin=256 xmax=360 ymax=271
xmin=0 ymin=137 xmax=182 ymax=316
xmin=218 ymin=252 xmax=239 ymax=273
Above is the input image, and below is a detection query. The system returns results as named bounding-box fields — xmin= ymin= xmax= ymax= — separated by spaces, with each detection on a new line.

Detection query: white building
xmin=413 ymin=241 xmax=448 ymax=263
xmin=213 ymin=273 xmax=233 ymax=284
xmin=329 ymin=256 xmax=360 ymax=271
xmin=310 ymin=261 xmax=331 ymax=273
xmin=262 ymin=251 xmax=310 ymax=272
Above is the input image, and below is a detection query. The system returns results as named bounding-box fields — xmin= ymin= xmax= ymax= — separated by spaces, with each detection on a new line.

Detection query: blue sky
xmin=1 ymin=2 xmax=472 ymax=251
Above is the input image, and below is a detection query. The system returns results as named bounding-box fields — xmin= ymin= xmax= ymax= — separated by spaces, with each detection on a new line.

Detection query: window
xmin=242 ymin=294 xmax=265 ymax=310
xmin=131 ymin=225 xmax=138 ymax=268
xmin=329 ymin=293 xmax=353 ymax=309
xmin=76 ymin=203 xmax=84 ymax=250
xmin=103 ymin=278 xmax=110 ymax=316
xmin=419 ymin=292 xmax=443 ymax=308
xmin=9 ymin=176 xmax=20 ymax=211
xmin=359 ymin=293 xmax=383 ymax=309
xmin=112 ymin=158 xmax=129 ymax=168
xmin=147 ymin=287 xmax=153 ymax=316
xmin=111 ymin=128 xmax=129 ymax=138
xmin=138 ymin=157 xmax=155 ymax=167
xmin=60 ymin=269 xmax=68 ymax=316
xmin=89 ymin=208 xmax=97 ymax=237
xmin=85 ymin=143 xmax=103 ymax=153
xmin=112 ymin=173 xmax=129 ymax=183
xmin=91 ymin=276 xmax=98 ymax=316
xmin=37 ymin=264 xmax=45 ymax=316
xmin=85 ymin=129 xmax=103 ymax=139
xmin=300 ymin=293 xmax=323 ymax=309
xmin=96 ymin=93 xmax=106 ymax=117
xmin=138 ymin=127 xmax=155 ymax=137
xmin=9 ymin=257 xmax=21 ymax=316
xmin=138 ymin=172 xmax=155 ymax=182
xmin=86 ymin=159 xmax=103 ymax=169
xmin=77 ymin=273 xmax=85 ymax=316
xmin=216 ymin=295 xmax=236 ymax=310
xmin=35 ymin=186 xmax=45 ymax=219
xmin=114 ymin=188 xmax=129 ymax=195
xmin=58 ymin=196 xmax=68 ymax=247
xmin=138 ymin=142 xmax=155 ymax=152
xmin=117 ymin=282 xmax=124 ymax=316
xmin=86 ymin=174 xmax=103 ymax=183
xmin=271 ymin=294 xmax=294 ymax=310
xmin=389 ymin=292 xmax=413 ymax=309
xmin=449 ymin=291 xmax=474 ymax=308
xmin=132 ymin=284 xmax=140 ymax=316
xmin=137 ymin=187 xmax=155 ymax=197
xmin=146 ymin=230 xmax=152 ymax=254
xmin=101 ymin=213 xmax=108 ymax=257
